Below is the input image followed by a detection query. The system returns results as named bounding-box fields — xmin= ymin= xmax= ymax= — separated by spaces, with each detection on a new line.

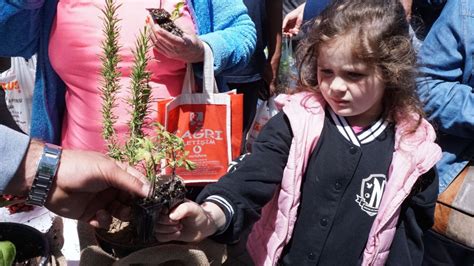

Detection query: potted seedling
xmin=147 ymin=1 xmax=185 ymax=37
xmin=95 ymin=0 xmax=194 ymax=257
xmin=132 ymin=124 xmax=193 ymax=244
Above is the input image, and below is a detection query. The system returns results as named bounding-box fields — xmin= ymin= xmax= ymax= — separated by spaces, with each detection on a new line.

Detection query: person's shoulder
xmin=275 ymin=91 xmax=323 ymax=107
xmin=275 ymin=91 xmax=326 ymax=118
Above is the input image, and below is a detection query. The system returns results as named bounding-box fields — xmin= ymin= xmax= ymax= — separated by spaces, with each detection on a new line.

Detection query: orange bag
xmin=158 ymin=44 xmax=243 ymax=183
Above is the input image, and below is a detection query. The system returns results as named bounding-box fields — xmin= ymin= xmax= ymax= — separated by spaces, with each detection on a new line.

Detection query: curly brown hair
xmin=296 ymin=0 xmax=424 ymax=131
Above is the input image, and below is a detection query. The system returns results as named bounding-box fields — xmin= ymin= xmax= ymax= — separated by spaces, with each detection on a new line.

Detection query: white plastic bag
xmin=245 ymin=96 xmax=279 ymax=152
xmin=0 ymin=55 xmax=36 ymax=133
xmin=277 ymin=36 xmax=297 ymax=93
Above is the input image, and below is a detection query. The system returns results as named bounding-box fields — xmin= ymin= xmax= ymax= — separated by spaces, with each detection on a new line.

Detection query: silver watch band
xmin=26 ymin=143 xmax=62 ymax=207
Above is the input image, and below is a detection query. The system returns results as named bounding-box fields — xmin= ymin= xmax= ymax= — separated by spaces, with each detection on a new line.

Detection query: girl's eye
xmin=346 ymin=72 xmax=366 ymax=80
xmin=319 ymin=69 xmax=333 ymax=76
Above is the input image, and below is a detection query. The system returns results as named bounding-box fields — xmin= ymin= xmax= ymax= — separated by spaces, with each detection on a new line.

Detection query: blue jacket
xmin=416 ymin=0 xmax=474 ymax=193
xmin=0 ymin=0 xmax=256 ymax=144
xmin=222 ymin=0 xmax=266 ymax=84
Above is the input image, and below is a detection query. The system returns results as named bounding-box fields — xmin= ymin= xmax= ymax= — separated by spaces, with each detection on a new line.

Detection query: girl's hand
xmin=154 ymin=200 xmax=226 ymax=242
xmin=148 ymin=19 xmax=204 ymax=63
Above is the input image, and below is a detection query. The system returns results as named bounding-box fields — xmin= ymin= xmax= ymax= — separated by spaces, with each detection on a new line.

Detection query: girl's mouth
xmin=332 ymin=98 xmax=349 ymax=105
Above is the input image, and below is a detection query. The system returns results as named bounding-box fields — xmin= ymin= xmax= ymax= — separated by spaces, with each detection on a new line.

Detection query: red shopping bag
xmin=158 ymin=44 xmax=242 ymax=183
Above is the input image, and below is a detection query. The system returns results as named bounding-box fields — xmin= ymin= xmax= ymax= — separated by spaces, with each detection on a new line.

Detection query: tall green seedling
xmin=99 ymin=0 xmax=195 ymax=199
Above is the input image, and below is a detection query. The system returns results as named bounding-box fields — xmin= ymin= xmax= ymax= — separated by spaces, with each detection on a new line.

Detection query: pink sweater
xmin=49 ymin=0 xmax=196 ymax=151
xmin=247 ymin=92 xmax=442 ymax=266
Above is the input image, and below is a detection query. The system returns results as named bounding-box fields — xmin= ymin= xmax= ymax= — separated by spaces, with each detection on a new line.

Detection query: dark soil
xmin=147 ymin=8 xmax=184 ymax=37
xmin=144 ymin=175 xmax=186 ymax=209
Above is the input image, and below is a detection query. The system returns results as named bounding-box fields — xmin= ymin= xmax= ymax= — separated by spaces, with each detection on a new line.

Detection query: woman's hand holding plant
xmin=148 ymin=19 xmax=205 ymax=63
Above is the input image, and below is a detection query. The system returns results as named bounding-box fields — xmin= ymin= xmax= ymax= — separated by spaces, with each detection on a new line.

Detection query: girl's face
xmin=317 ymin=38 xmax=385 ymax=127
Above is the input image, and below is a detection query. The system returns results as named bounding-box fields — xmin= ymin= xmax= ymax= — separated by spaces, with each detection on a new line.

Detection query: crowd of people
xmin=0 ymin=0 xmax=472 ymax=265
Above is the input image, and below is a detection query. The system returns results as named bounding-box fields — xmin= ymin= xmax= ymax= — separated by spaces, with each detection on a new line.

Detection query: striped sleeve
xmin=204 ymin=195 xmax=235 ymax=235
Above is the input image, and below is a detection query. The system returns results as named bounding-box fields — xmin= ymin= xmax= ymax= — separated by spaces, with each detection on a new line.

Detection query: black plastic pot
xmin=0 ymin=222 xmax=50 ymax=265
xmin=134 ymin=199 xmax=165 ymax=244
xmin=134 ymin=175 xmax=186 ymax=243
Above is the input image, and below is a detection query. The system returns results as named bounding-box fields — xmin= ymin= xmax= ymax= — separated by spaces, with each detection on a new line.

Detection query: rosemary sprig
xmin=99 ymin=0 xmax=123 ymax=160
xmin=125 ymin=27 xmax=152 ymax=165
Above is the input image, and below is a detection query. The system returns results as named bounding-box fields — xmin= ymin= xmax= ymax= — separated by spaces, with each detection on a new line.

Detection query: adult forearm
xmin=4 ymin=139 xmax=44 ymax=196
xmin=417 ymin=77 xmax=474 ymax=139
xmin=266 ymin=0 xmax=283 ymax=61
xmin=198 ymin=0 xmax=257 ymax=74
xmin=416 ymin=0 xmax=474 ymax=138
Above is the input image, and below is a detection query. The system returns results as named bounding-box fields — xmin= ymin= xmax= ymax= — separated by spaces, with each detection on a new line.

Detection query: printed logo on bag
xmin=355 ymin=174 xmax=387 ymax=216
xmin=181 ymin=128 xmax=224 ymax=152
xmin=179 ymin=112 xmax=226 ymax=155
xmin=252 ymin=122 xmax=263 ymax=132
xmin=0 ymin=81 xmax=19 ymax=91
xmin=189 ymin=112 xmax=204 ymax=129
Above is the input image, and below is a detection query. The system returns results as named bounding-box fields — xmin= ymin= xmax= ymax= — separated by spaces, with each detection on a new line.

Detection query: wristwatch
xmin=26 ymin=143 xmax=62 ymax=207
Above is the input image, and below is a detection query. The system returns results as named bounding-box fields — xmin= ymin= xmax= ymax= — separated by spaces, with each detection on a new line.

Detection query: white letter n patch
xmin=355 ymin=174 xmax=387 ymax=216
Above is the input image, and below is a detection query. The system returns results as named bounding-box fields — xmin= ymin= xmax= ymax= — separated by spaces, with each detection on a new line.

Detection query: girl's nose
xmin=329 ymin=77 xmax=347 ymax=95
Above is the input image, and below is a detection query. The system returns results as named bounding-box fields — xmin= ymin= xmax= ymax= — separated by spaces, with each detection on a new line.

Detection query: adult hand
xmin=282 ymin=3 xmax=306 ymax=37
xmin=6 ymin=140 xmax=150 ymax=228
xmin=154 ymin=201 xmax=225 ymax=242
xmin=45 ymin=147 xmax=150 ymax=228
xmin=400 ymin=0 xmax=413 ymax=19
xmin=148 ymin=18 xmax=205 ymax=63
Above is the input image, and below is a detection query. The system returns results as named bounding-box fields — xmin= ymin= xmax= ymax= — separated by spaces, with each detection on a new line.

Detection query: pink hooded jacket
xmin=246 ymin=92 xmax=441 ymax=266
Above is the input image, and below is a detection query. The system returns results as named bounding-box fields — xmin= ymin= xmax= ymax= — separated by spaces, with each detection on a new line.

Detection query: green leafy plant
xmin=0 ymin=241 xmax=15 ymax=266
xmin=170 ymin=1 xmax=185 ymax=21
xmin=99 ymin=0 xmax=195 ymax=199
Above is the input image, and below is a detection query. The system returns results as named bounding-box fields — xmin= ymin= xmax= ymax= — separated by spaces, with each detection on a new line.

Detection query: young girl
xmin=155 ymin=0 xmax=441 ymax=265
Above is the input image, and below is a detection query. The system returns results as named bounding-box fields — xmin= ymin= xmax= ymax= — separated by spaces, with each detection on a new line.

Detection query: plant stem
xmin=149 ymin=155 xmax=157 ymax=197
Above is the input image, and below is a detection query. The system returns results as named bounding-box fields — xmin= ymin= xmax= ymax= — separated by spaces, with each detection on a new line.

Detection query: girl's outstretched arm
xmin=155 ymin=112 xmax=292 ymax=243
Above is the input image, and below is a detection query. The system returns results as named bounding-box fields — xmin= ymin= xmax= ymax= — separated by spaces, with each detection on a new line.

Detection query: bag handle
xmin=181 ymin=42 xmax=218 ymax=95
xmin=202 ymin=42 xmax=218 ymax=94
xmin=182 ymin=64 xmax=196 ymax=93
